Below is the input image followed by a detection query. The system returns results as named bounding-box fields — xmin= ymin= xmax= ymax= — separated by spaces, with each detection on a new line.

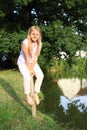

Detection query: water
xmin=58 ymin=78 xmax=81 ymax=100
xmin=39 ymin=77 xmax=87 ymax=130
xmin=57 ymin=78 xmax=87 ymax=130
xmin=60 ymin=95 xmax=87 ymax=113
xmin=58 ymin=78 xmax=87 ymax=111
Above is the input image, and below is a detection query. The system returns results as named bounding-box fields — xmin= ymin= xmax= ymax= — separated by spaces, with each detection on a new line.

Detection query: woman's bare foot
xmin=34 ymin=92 xmax=40 ymax=105
xmin=25 ymin=95 xmax=34 ymax=106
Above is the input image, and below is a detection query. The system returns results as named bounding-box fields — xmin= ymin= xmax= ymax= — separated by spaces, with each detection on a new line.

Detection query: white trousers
xmin=18 ymin=63 xmax=44 ymax=95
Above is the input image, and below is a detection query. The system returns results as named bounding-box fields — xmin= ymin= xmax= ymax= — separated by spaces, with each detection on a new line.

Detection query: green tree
xmin=0 ymin=0 xmax=87 ymax=32
xmin=0 ymin=29 xmax=26 ymax=67
xmin=0 ymin=0 xmax=87 ymax=68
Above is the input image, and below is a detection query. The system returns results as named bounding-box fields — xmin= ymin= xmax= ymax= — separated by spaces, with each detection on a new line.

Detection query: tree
xmin=0 ymin=0 xmax=87 ymax=33
xmin=40 ymin=20 xmax=83 ymax=64
xmin=0 ymin=29 xmax=26 ymax=68
xmin=0 ymin=0 xmax=87 ymax=68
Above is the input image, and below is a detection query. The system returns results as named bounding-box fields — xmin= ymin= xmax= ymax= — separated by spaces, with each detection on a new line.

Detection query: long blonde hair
xmin=27 ymin=26 xmax=42 ymax=56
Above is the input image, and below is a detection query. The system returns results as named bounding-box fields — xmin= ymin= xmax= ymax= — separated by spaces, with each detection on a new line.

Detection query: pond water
xmin=60 ymin=95 xmax=87 ymax=113
xmin=39 ymin=77 xmax=87 ymax=130
xmin=57 ymin=78 xmax=87 ymax=130
xmin=58 ymin=78 xmax=87 ymax=113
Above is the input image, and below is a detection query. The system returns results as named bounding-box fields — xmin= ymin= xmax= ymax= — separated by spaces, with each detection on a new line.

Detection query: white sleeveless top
xmin=17 ymin=39 xmax=37 ymax=65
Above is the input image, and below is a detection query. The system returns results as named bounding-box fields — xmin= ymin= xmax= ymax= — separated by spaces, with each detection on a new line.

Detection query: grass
xmin=0 ymin=69 xmax=75 ymax=130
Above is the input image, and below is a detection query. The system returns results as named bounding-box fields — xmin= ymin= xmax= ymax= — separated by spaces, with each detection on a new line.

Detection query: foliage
xmin=0 ymin=0 xmax=87 ymax=68
xmin=0 ymin=29 xmax=26 ymax=54
xmin=41 ymin=21 xmax=84 ymax=65
xmin=13 ymin=0 xmax=33 ymax=5
xmin=71 ymin=57 xmax=87 ymax=78
xmin=0 ymin=29 xmax=26 ymax=67
xmin=0 ymin=0 xmax=87 ymax=31
xmin=47 ymin=56 xmax=87 ymax=79
xmin=55 ymin=98 xmax=87 ymax=130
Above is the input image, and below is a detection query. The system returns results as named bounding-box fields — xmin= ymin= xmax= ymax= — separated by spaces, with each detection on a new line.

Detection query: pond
xmin=39 ymin=76 xmax=87 ymax=130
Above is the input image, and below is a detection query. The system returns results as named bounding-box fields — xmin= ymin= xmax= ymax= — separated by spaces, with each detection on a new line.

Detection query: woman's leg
xmin=18 ymin=64 xmax=34 ymax=105
xmin=34 ymin=63 xmax=44 ymax=93
xmin=34 ymin=63 xmax=44 ymax=104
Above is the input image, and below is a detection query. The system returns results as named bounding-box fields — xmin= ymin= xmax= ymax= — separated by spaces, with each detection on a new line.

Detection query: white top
xmin=17 ymin=39 xmax=37 ymax=65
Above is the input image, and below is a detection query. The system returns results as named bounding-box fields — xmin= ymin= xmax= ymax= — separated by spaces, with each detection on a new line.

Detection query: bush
xmin=0 ymin=29 xmax=27 ymax=68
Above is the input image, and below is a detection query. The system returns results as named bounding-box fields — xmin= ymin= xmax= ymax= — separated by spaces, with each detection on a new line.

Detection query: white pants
xmin=18 ymin=63 xmax=44 ymax=95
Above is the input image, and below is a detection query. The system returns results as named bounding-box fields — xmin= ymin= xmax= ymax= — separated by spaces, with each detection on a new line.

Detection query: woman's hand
xmin=30 ymin=67 xmax=35 ymax=77
xmin=26 ymin=61 xmax=35 ymax=76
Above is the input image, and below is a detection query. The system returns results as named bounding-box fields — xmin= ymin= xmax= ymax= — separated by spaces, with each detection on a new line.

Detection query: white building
xmin=75 ymin=50 xmax=87 ymax=58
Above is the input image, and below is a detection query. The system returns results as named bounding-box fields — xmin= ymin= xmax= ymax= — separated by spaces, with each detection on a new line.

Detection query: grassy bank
xmin=0 ymin=69 xmax=74 ymax=130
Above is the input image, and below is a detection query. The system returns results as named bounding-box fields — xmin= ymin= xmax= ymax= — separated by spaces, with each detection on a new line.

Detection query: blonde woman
xmin=17 ymin=26 xmax=44 ymax=106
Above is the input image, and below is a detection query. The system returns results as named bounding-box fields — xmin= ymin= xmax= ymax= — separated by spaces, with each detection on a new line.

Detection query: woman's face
xmin=30 ymin=29 xmax=40 ymax=42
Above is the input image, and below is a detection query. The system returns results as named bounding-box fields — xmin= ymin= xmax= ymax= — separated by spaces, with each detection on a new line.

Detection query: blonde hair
xmin=27 ymin=25 xmax=42 ymax=56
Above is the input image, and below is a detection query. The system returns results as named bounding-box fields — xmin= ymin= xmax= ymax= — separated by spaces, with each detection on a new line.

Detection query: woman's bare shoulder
xmin=22 ymin=39 xmax=28 ymax=46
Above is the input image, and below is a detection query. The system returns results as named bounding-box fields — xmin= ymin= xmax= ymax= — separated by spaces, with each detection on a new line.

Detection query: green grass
xmin=0 ymin=69 xmax=75 ymax=130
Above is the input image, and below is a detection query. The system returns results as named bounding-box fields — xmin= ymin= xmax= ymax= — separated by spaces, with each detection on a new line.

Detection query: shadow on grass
xmin=0 ymin=77 xmax=31 ymax=114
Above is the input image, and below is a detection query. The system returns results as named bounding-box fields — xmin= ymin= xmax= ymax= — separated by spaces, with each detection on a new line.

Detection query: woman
xmin=17 ymin=26 xmax=44 ymax=106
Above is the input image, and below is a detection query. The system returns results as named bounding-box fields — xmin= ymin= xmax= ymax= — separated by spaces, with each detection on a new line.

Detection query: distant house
xmin=59 ymin=50 xmax=87 ymax=60
xmin=75 ymin=50 xmax=87 ymax=58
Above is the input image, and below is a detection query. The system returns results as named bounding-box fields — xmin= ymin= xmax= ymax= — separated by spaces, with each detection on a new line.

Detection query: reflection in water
xmin=58 ymin=78 xmax=87 ymax=100
xmin=60 ymin=95 xmax=87 ymax=113
xmin=81 ymin=79 xmax=87 ymax=88
xmin=58 ymin=78 xmax=87 ymax=112
xmin=40 ymin=77 xmax=87 ymax=130
xmin=56 ymin=78 xmax=87 ymax=130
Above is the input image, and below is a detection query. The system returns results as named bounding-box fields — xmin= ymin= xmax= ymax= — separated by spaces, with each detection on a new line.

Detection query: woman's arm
xmin=31 ymin=42 xmax=42 ymax=68
xmin=22 ymin=42 xmax=31 ymax=71
xmin=31 ymin=54 xmax=38 ymax=68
